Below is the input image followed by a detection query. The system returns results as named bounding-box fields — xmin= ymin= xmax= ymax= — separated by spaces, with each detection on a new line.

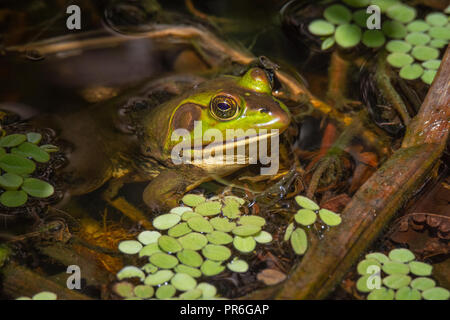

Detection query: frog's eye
xmin=209 ymin=95 xmax=239 ymax=121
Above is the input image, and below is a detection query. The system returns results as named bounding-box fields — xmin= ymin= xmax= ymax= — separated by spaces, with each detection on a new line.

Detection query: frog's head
xmin=143 ymin=67 xmax=291 ymax=170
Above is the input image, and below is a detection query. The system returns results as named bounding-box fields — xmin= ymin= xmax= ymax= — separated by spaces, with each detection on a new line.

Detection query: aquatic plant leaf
xmin=15 ymin=142 xmax=50 ymax=163
xmin=32 ymin=291 xmax=57 ymax=300
xmin=386 ymin=40 xmax=411 ymax=53
xmin=232 ymin=225 xmax=261 ymax=236
xmin=343 ymin=0 xmax=369 ymax=8
xmin=382 ymin=20 xmax=407 ymax=39
xmin=295 ymin=195 xmax=319 ymax=210
xmin=371 ymin=0 xmax=399 ymax=12
xmin=0 ymin=173 xmax=23 ymax=190
xmin=168 ymin=222 xmax=192 ymax=237
xmin=410 ymin=277 xmax=436 ymax=291
xmin=422 ymin=59 xmax=441 ymax=70
xmin=197 ymin=283 xmax=217 ymax=298
xmin=195 ymin=201 xmax=222 ymax=216
xmin=365 ymin=252 xmax=390 ymax=264
xmin=352 ymin=9 xmax=370 ymax=28
xmin=138 ymin=243 xmax=161 ymax=257
xmin=425 ymin=13 xmax=448 ymax=27
xmin=295 ymin=209 xmax=317 ymax=226
xmin=386 ymin=4 xmax=416 ymax=23
xmin=238 ymin=215 xmax=266 ymax=227
xmin=171 ymin=272 xmax=197 ymax=291
xmin=21 ymin=178 xmax=54 ymax=198
xmin=0 ymin=190 xmax=28 ymax=207
xmin=284 ymin=223 xmax=294 ymax=241
xmin=233 ymin=235 xmax=256 ymax=253
xmin=0 ymin=154 xmax=36 ymax=175
xmin=117 ymin=266 xmax=145 ymax=281
xmin=387 ymin=52 xmax=414 ymax=68
xmin=383 ymin=274 xmax=411 ymax=289
xmin=206 ymin=231 xmax=233 ymax=245
xmin=26 ymin=132 xmax=42 ymax=144
xmin=395 ymin=287 xmax=421 ymax=300
xmin=170 ymin=206 xmax=193 ymax=215
xmin=202 ymin=244 xmax=231 ymax=261
xmin=118 ymin=240 xmax=143 ymax=255
xmin=407 ymin=20 xmax=430 ymax=32
xmin=174 ymin=264 xmax=202 ymax=278
xmin=291 ymin=228 xmax=308 ymax=255
xmin=321 ymin=37 xmax=335 ymax=50
xmin=388 ymin=248 xmax=415 ymax=263
xmin=227 ymin=259 xmax=249 ymax=273
xmin=367 ymin=287 xmax=395 ymax=300
xmin=411 ymin=46 xmax=440 ymax=61
xmin=430 ymin=39 xmax=448 ymax=48
xmin=181 ymin=211 xmax=202 ymax=221
xmin=153 ymin=213 xmax=181 ymax=230
xmin=158 ymin=235 xmax=182 ymax=253
xmin=253 ymin=231 xmax=273 ymax=244
xmin=409 ymin=261 xmax=433 ymax=276
xmin=179 ymin=288 xmax=202 ymax=300
xmin=428 ymin=26 xmax=450 ymax=40
xmin=319 ymin=209 xmax=342 ymax=226
xmin=141 ymin=263 xmax=158 ymax=274
xmin=144 ymin=270 xmax=174 ymax=286
xmin=137 ymin=230 xmax=161 ymax=245
xmin=324 ymin=4 xmax=352 ymax=25
xmin=182 ymin=194 xmax=205 ymax=207
xmin=357 ymin=259 xmax=381 ymax=275
xmin=421 ymin=70 xmax=437 ymax=85
xmin=134 ymin=285 xmax=154 ymax=299
xmin=210 ymin=217 xmax=236 ymax=232
xmin=406 ymin=32 xmax=430 ymax=46
xmin=224 ymin=195 xmax=245 ymax=205
xmin=356 ymin=275 xmax=375 ymax=293
xmin=39 ymin=144 xmax=59 ymax=153
xmin=113 ymin=282 xmax=134 ymax=298
xmin=382 ymin=261 xmax=410 ymax=275
xmin=178 ymin=232 xmax=208 ymax=251
xmin=335 ymin=24 xmax=362 ymax=48
xmin=200 ymin=260 xmax=225 ymax=276
xmin=422 ymin=287 xmax=450 ymax=300
xmin=399 ymin=64 xmax=424 ymax=80
xmin=149 ymin=252 xmax=179 ymax=269
xmin=0 ymin=134 xmax=26 ymax=147
xmin=362 ymin=30 xmax=386 ymax=48
xmin=155 ymin=284 xmax=176 ymax=299
xmin=308 ymin=20 xmax=335 ymax=36
xmin=177 ymin=249 xmax=203 ymax=267
xmin=187 ymin=216 xmax=214 ymax=233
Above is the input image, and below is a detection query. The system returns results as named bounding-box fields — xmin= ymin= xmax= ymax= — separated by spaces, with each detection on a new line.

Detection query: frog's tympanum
xmin=37 ymin=67 xmax=290 ymax=210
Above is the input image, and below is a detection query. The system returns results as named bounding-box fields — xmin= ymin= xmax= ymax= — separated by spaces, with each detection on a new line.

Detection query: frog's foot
xmin=306 ymin=152 xmax=352 ymax=198
xmin=143 ymin=167 xmax=208 ymax=211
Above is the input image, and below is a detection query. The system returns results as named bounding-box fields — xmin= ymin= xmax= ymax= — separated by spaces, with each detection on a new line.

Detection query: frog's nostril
xmin=259 ymin=108 xmax=269 ymax=114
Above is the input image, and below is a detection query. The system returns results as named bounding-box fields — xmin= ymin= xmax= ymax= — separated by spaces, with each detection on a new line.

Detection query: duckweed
xmin=233 ymin=235 xmax=256 ymax=253
xmin=355 ymin=248 xmax=449 ymax=300
xmin=290 ymin=228 xmax=307 ymax=255
xmin=158 ymin=235 xmax=182 ymax=253
xmin=153 ymin=213 xmax=181 ymax=230
xmin=155 ymin=284 xmax=176 ymax=299
xmin=181 ymin=194 xmax=205 ymax=207
xmin=177 ymin=249 xmax=203 ymax=267
xmin=227 ymin=259 xmax=249 ymax=273
xmin=117 ymin=266 xmax=145 ymax=281
xmin=195 ymin=201 xmax=222 ymax=216
xmin=399 ymin=63 xmax=423 ymax=80
xmin=137 ymin=230 xmax=161 ymax=245
xmin=174 ymin=264 xmax=202 ymax=278
xmin=118 ymin=240 xmax=142 ymax=255
xmin=171 ymin=273 xmax=197 ymax=291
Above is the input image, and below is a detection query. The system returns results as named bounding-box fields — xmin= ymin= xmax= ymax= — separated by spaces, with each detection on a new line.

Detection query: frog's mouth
xmin=179 ymin=129 xmax=280 ymax=167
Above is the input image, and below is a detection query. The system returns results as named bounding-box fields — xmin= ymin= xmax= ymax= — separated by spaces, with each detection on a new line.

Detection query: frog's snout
xmin=254 ymin=102 xmax=291 ymax=130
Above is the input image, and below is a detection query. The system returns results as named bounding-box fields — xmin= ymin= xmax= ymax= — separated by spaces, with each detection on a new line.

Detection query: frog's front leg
xmin=143 ymin=166 xmax=209 ymax=210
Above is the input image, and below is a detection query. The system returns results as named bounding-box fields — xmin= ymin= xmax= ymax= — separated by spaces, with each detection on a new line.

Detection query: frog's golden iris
xmin=209 ymin=94 xmax=240 ymax=121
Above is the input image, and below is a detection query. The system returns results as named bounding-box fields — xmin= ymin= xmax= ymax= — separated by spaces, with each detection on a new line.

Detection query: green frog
xmin=36 ymin=67 xmax=291 ymax=210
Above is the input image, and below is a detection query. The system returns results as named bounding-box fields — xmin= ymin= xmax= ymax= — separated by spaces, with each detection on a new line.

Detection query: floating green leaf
xmin=409 ymin=261 xmax=433 ymax=276
xmin=144 ymin=270 xmax=174 ymax=286
xmin=290 ymin=228 xmax=307 ymax=255
xmin=308 ymin=20 xmax=335 ymax=36
xmin=295 ymin=209 xmax=317 ymax=226
xmin=0 ymin=173 xmax=23 ymax=190
xmin=0 ymin=154 xmax=36 ymax=175
xmin=371 ymin=0 xmax=399 ymax=12
xmin=0 ymin=190 xmax=27 ymax=207
xmin=324 ymin=4 xmax=352 ymax=25
xmin=388 ymin=248 xmax=415 ymax=263
xmin=411 ymin=46 xmax=440 ymax=61
xmin=410 ymin=277 xmax=436 ymax=291
xmin=422 ymin=59 xmax=441 ymax=70
xmin=357 ymin=259 xmax=381 ymax=275
xmin=0 ymin=134 xmax=26 ymax=147
xmin=295 ymin=195 xmax=319 ymax=210
xmin=141 ymin=263 xmax=158 ymax=274
xmin=335 ymin=24 xmax=362 ymax=48
xmin=200 ymin=260 xmax=225 ymax=276
xmin=362 ymin=30 xmax=386 ymax=48
xmin=367 ymin=287 xmax=395 ymax=300
xmin=387 ymin=52 xmax=413 ymax=68
xmin=407 ymin=20 xmax=430 ymax=32
xmin=386 ymin=40 xmax=412 ymax=53
xmin=153 ymin=213 xmax=181 ymax=230
xmin=39 ymin=144 xmax=59 ymax=153
xmin=118 ymin=240 xmax=142 ymax=255
xmin=284 ymin=223 xmax=294 ymax=241
xmin=181 ymin=211 xmax=202 ymax=221
xmin=421 ymin=70 xmax=437 ymax=85
xmin=174 ymin=264 xmax=202 ymax=278
xmin=321 ymin=37 xmax=335 ymax=50
xmin=428 ymin=26 xmax=450 ymax=40
xmin=430 ymin=39 xmax=448 ymax=48
xmin=113 ymin=282 xmax=134 ymax=298
xmin=32 ymin=291 xmax=57 ymax=300
xmin=210 ymin=217 xmax=236 ymax=232
xmin=202 ymin=244 xmax=231 ymax=261
xmin=422 ymin=287 xmax=450 ymax=300
xmin=15 ymin=142 xmax=50 ymax=163
xmin=405 ymin=32 xmax=430 ymax=46
xmin=171 ymin=273 xmax=197 ymax=291
xmin=238 ymin=215 xmax=266 ymax=227
xmin=158 ymin=235 xmax=182 ymax=253
xmin=253 ymin=231 xmax=272 ymax=244
xmin=168 ymin=222 xmax=192 ymax=237
xmin=170 ymin=206 xmax=193 ymax=216
xmin=182 ymin=194 xmax=205 ymax=207
xmin=21 ymin=178 xmax=54 ymax=198
xmin=187 ymin=216 xmax=214 ymax=233
xmin=356 ymin=275 xmax=374 ymax=293
xmin=178 ymin=232 xmax=208 ymax=251
xmin=206 ymin=231 xmax=233 ymax=245
xmin=26 ymin=132 xmax=42 ymax=144
xmin=399 ymin=63 xmax=424 ymax=80
xmin=137 ymin=230 xmax=161 ymax=245
xmin=383 ymin=274 xmax=411 ymax=289
xmin=382 ymin=261 xmax=410 ymax=275
xmin=425 ymin=12 xmax=448 ymax=27
xmin=134 ymin=285 xmax=154 ymax=299
xmin=195 ymin=201 xmax=222 ymax=216
xmin=197 ymin=283 xmax=217 ymax=298
xmin=233 ymin=235 xmax=256 ymax=253
xmin=177 ymin=249 xmax=203 ymax=267
xmin=319 ymin=209 xmax=342 ymax=226
xmin=179 ymin=288 xmax=202 ymax=300
xmin=227 ymin=259 xmax=249 ymax=273
xmin=395 ymin=287 xmax=421 ymax=300
xmin=155 ymin=284 xmax=176 ymax=299
xmin=386 ymin=4 xmax=416 ymax=23
xmin=232 ymin=225 xmax=261 ymax=237
xmin=149 ymin=252 xmax=179 ymax=269
xmin=382 ymin=20 xmax=407 ymax=39
xmin=365 ymin=252 xmax=390 ymax=264
xmin=139 ymin=243 xmax=161 ymax=257
xmin=117 ymin=266 xmax=145 ymax=281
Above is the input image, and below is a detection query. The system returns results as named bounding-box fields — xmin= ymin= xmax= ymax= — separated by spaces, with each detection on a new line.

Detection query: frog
xmin=33 ymin=66 xmax=291 ymax=211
